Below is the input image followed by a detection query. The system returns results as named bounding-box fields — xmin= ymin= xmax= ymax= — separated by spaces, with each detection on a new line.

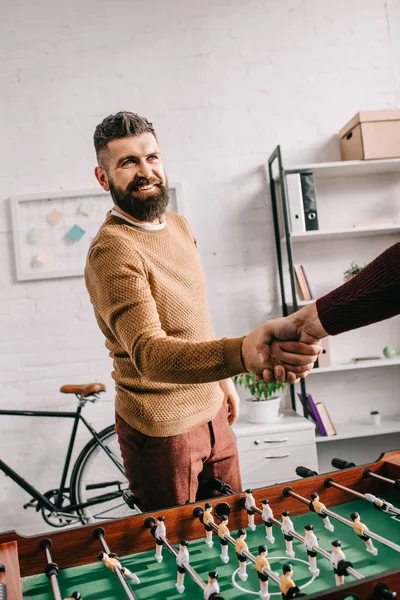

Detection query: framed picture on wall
xmin=10 ymin=184 xmax=183 ymax=281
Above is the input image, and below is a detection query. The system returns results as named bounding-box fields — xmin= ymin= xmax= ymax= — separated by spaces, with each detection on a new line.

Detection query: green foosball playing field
xmin=21 ymin=495 xmax=400 ymax=600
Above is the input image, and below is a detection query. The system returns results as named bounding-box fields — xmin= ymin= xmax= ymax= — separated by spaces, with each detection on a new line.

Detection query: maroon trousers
xmin=115 ymin=401 xmax=242 ymax=511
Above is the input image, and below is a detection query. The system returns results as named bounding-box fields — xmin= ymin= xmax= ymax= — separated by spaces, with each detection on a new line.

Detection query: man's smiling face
xmin=95 ymin=132 xmax=169 ymax=222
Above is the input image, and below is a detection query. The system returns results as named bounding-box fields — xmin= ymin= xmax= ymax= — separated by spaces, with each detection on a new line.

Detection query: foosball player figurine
xmin=0 ymin=564 xmax=6 ymax=600
xmin=303 ymin=524 xmax=320 ymax=577
xmin=255 ymin=545 xmax=271 ymax=600
xmin=281 ymin=511 xmax=295 ymax=559
xmin=280 ymin=564 xmax=307 ymax=599
xmin=261 ymin=499 xmax=275 ymax=543
xmin=97 ymin=552 xmax=140 ymax=583
xmin=64 ymin=594 xmax=82 ymax=600
xmin=175 ymin=540 xmax=189 ymax=594
xmin=235 ymin=529 xmax=248 ymax=582
xmin=309 ymin=492 xmax=334 ymax=532
xmin=364 ymin=493 xmax=395 ymax=514
xmin=218 ymin=515 xmax=230 ymax=564
xmin=350 ymin=512 xmax=378 ymax=556
xmin=329 ymin=540 xmax=353 ymax=586
xmin=204 ymin=570 xmax=220 ymax=600
xmin=244 ymin=489 xmax=257 ymax=531
xmin=204 ymin=503 xmax=215 ymax=548
xmin=154 ymin=516 xmax=166 ymax=563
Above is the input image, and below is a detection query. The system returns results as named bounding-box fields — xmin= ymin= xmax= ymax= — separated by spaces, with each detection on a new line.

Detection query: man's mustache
xmin=127 ymin=177 xmax=162 ymax=193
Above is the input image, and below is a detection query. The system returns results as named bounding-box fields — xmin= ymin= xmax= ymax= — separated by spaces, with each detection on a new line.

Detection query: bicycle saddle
xmin=60 ymin=383 xmax=106 ymax=397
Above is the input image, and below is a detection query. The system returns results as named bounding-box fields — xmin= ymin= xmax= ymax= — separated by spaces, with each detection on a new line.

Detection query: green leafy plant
xmin=343 ymin=261 xmax=365 ymax=282
xmin=370 ymin=410 xmax=380 ymax=415
xmin=234 ymin=373 xmax=286 ymax=402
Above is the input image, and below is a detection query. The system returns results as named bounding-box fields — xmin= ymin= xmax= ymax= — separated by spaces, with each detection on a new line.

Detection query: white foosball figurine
xmin=261 ymin=499 xmax=275 ymax=543
xmin=235 ymin=529 xmax=248 ymax=582
xmin=310 ymin=492 xmax=334 ymax=532
xmin=303 ymin=524 xmax=320 ymax=577
xmin=255 ymin=544 xmax=271 ymax=599
xmin=364 ymin=493 xmax=395 ymax=514
xmin=175 ymin=540 xmax=189 ymax=594
xmin=350 ymin=512 xmax=378 ymax=556
xmin=218 ymin=515 xmax=230 ymax=564
xmin=330 ymin=540 xmax=352 ymax=586
xmin=204 ymin=570 xmax=220 ymax=599
xmin=154 ymin=516 xmax=166 ymax=563
xmin=281 ymin=511 xmax=295 ymax=559
xmin=244 ymin=489 xmax=257 ymax=531
xmin=97 ymin=552 xmax=140 ymax=583
xmin=203 ymin=503 xmax=215 ymax=548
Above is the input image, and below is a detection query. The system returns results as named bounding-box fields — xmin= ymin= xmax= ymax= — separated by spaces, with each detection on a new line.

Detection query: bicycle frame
xmin=0 ymin=403 xmax=125 ymax=515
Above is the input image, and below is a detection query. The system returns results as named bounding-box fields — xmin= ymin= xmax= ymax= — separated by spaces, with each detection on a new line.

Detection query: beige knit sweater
xmin=85 ymin=211 xmax=245 ymax=436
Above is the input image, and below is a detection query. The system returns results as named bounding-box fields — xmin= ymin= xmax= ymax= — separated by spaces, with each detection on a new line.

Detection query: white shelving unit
xmin=280 ymin=157 xmax=400 ymax=178
xmin=283 ymin=224 xmax=400 ymax=244
xmin=315 ymin=416 xmax=400 ymax=443
xmin=270 ymin=151 xmax=400 ymax=472
xmin=310 ymin=356 xmax=400 ymax=374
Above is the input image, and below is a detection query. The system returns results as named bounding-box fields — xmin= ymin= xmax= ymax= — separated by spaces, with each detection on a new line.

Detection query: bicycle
xmin=0 ymin=382 xmax=139 ymax=528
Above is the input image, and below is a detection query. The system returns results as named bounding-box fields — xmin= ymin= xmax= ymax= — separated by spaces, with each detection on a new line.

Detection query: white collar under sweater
xmin=110 ymin=208 xmax=166 ymax=231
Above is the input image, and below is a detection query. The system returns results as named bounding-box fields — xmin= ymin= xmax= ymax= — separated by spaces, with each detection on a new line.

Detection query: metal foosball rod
xmin=297 ymin=464 xmax=400 ymax=518
xmin=144 ymin=515 xmax=225 ymax=600
xmin=39 ymin=539 xmax=63 ymax=600
xmin=193 ymin=505 xmax=281 ymax=587
xmin=363 ymin=467 xmax=400 ymax=491
xmin=325 ymin=477 xmax=400 ymax=517
xmin=242 ymin=498 xmax=364 ymax=582
xmin=93 ymin=528 xmax=139 ymax=600
xmin=283 ymin=487 xmax=400 ymax=553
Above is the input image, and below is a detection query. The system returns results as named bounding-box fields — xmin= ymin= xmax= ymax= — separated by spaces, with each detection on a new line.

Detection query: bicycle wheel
xmin=70 ymin=425 xmax=137 ymax=524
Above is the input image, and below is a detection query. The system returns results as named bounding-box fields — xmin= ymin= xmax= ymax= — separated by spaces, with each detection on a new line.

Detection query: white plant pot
xmin=370 ymin=413 xmax=381 ymax=426
xmin=245 ymin=396 xmax=282 ymax=424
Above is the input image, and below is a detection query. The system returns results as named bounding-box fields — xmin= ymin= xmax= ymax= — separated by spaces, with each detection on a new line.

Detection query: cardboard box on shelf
xmin=339 ymin=109 xmax=400 ymax=161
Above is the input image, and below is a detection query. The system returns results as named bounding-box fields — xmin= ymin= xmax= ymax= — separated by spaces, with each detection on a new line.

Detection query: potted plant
xmin=343 ymin=261 xmax=365 ymax=282
xmin=234 ymin=373 xmax=286 ymax=424
xmin=370 ymin=410 xmax=381 ymax=426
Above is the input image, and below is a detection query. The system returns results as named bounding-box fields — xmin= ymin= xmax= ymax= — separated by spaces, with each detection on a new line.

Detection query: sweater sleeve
xmin=85 ymin=240 xmax=245 ymax=384
xmin=316 ymin=242 xmax=400 ymax=335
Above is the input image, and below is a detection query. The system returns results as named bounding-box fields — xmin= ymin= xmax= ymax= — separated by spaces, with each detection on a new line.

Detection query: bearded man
xmin=85 ymin=111 xmax=320 ymax=511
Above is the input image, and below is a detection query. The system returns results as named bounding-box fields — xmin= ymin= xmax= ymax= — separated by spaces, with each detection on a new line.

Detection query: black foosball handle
xmin=332 ymin=457 xmax=356 ymax=470
xmin=373 ymin=581 xmax=397 ymax=599
xmin=296 ymin=466 xmax=318 ymax=478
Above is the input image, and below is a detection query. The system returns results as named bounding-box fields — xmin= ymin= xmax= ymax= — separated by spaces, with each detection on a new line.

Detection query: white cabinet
xmin=231 ymin=411 xmax=318 ymax=490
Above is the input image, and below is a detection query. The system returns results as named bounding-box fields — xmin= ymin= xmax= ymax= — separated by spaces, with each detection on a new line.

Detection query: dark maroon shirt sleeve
xmin=316 ymin=242 xmax=400 ymax=335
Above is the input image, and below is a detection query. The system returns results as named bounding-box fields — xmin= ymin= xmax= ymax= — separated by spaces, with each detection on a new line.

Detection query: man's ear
xmin=95 ymin=166 xmax=110 ymax=192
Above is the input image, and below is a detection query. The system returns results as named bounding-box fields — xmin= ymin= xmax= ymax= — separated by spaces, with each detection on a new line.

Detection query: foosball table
xmin=0 ymin=451 xmax=399 ymax=600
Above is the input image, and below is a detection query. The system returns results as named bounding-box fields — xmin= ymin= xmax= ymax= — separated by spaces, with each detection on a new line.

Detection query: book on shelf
xmin=298 ymin=393 xmax=336 ymax=437
xmin=294 ymin=264 xmax=312 ymax=301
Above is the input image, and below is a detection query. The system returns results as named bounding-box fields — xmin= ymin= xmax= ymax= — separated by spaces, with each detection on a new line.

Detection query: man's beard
xmin=109 ymin=176 xmax=169 ymax=222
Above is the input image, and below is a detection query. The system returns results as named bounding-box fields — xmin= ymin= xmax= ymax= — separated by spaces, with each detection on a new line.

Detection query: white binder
xmin=285 ymin=173 xmax=306 ymax=233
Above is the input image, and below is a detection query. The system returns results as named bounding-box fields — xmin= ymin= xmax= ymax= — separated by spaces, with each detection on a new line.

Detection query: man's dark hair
xmin=94 ymin=111 xmax=157 ymax=167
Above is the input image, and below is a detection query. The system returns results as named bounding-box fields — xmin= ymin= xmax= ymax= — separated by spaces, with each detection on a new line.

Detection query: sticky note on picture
xmin=66 ymin=224 xmax=86 ymax=242
xmin=79 ymin=198 xmax=95 ymax=216
xmin=28 ymin=228 xmax=44 ymax=244
xmin=47 ymin=209 xmax=64 ymax=226
xmin=33 ymin=250 xmax=52 ymax=266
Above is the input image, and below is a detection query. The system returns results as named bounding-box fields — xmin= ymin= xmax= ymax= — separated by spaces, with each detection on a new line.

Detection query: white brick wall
xmin=1 ymin=0 xmax=400 ymax=534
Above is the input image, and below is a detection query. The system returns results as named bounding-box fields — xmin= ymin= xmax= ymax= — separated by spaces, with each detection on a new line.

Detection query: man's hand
xmin=219 ymin=378 xmax=240 ymax=425
xmin=241 ymin=317 xmax=323 ymax=383
xmin=257 ymin=304 xmax=329 ymax=382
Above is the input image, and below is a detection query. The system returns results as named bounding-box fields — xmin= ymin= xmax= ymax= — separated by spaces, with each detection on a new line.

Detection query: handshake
xmin=241 ymin=302 xmax=328 ymax=384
